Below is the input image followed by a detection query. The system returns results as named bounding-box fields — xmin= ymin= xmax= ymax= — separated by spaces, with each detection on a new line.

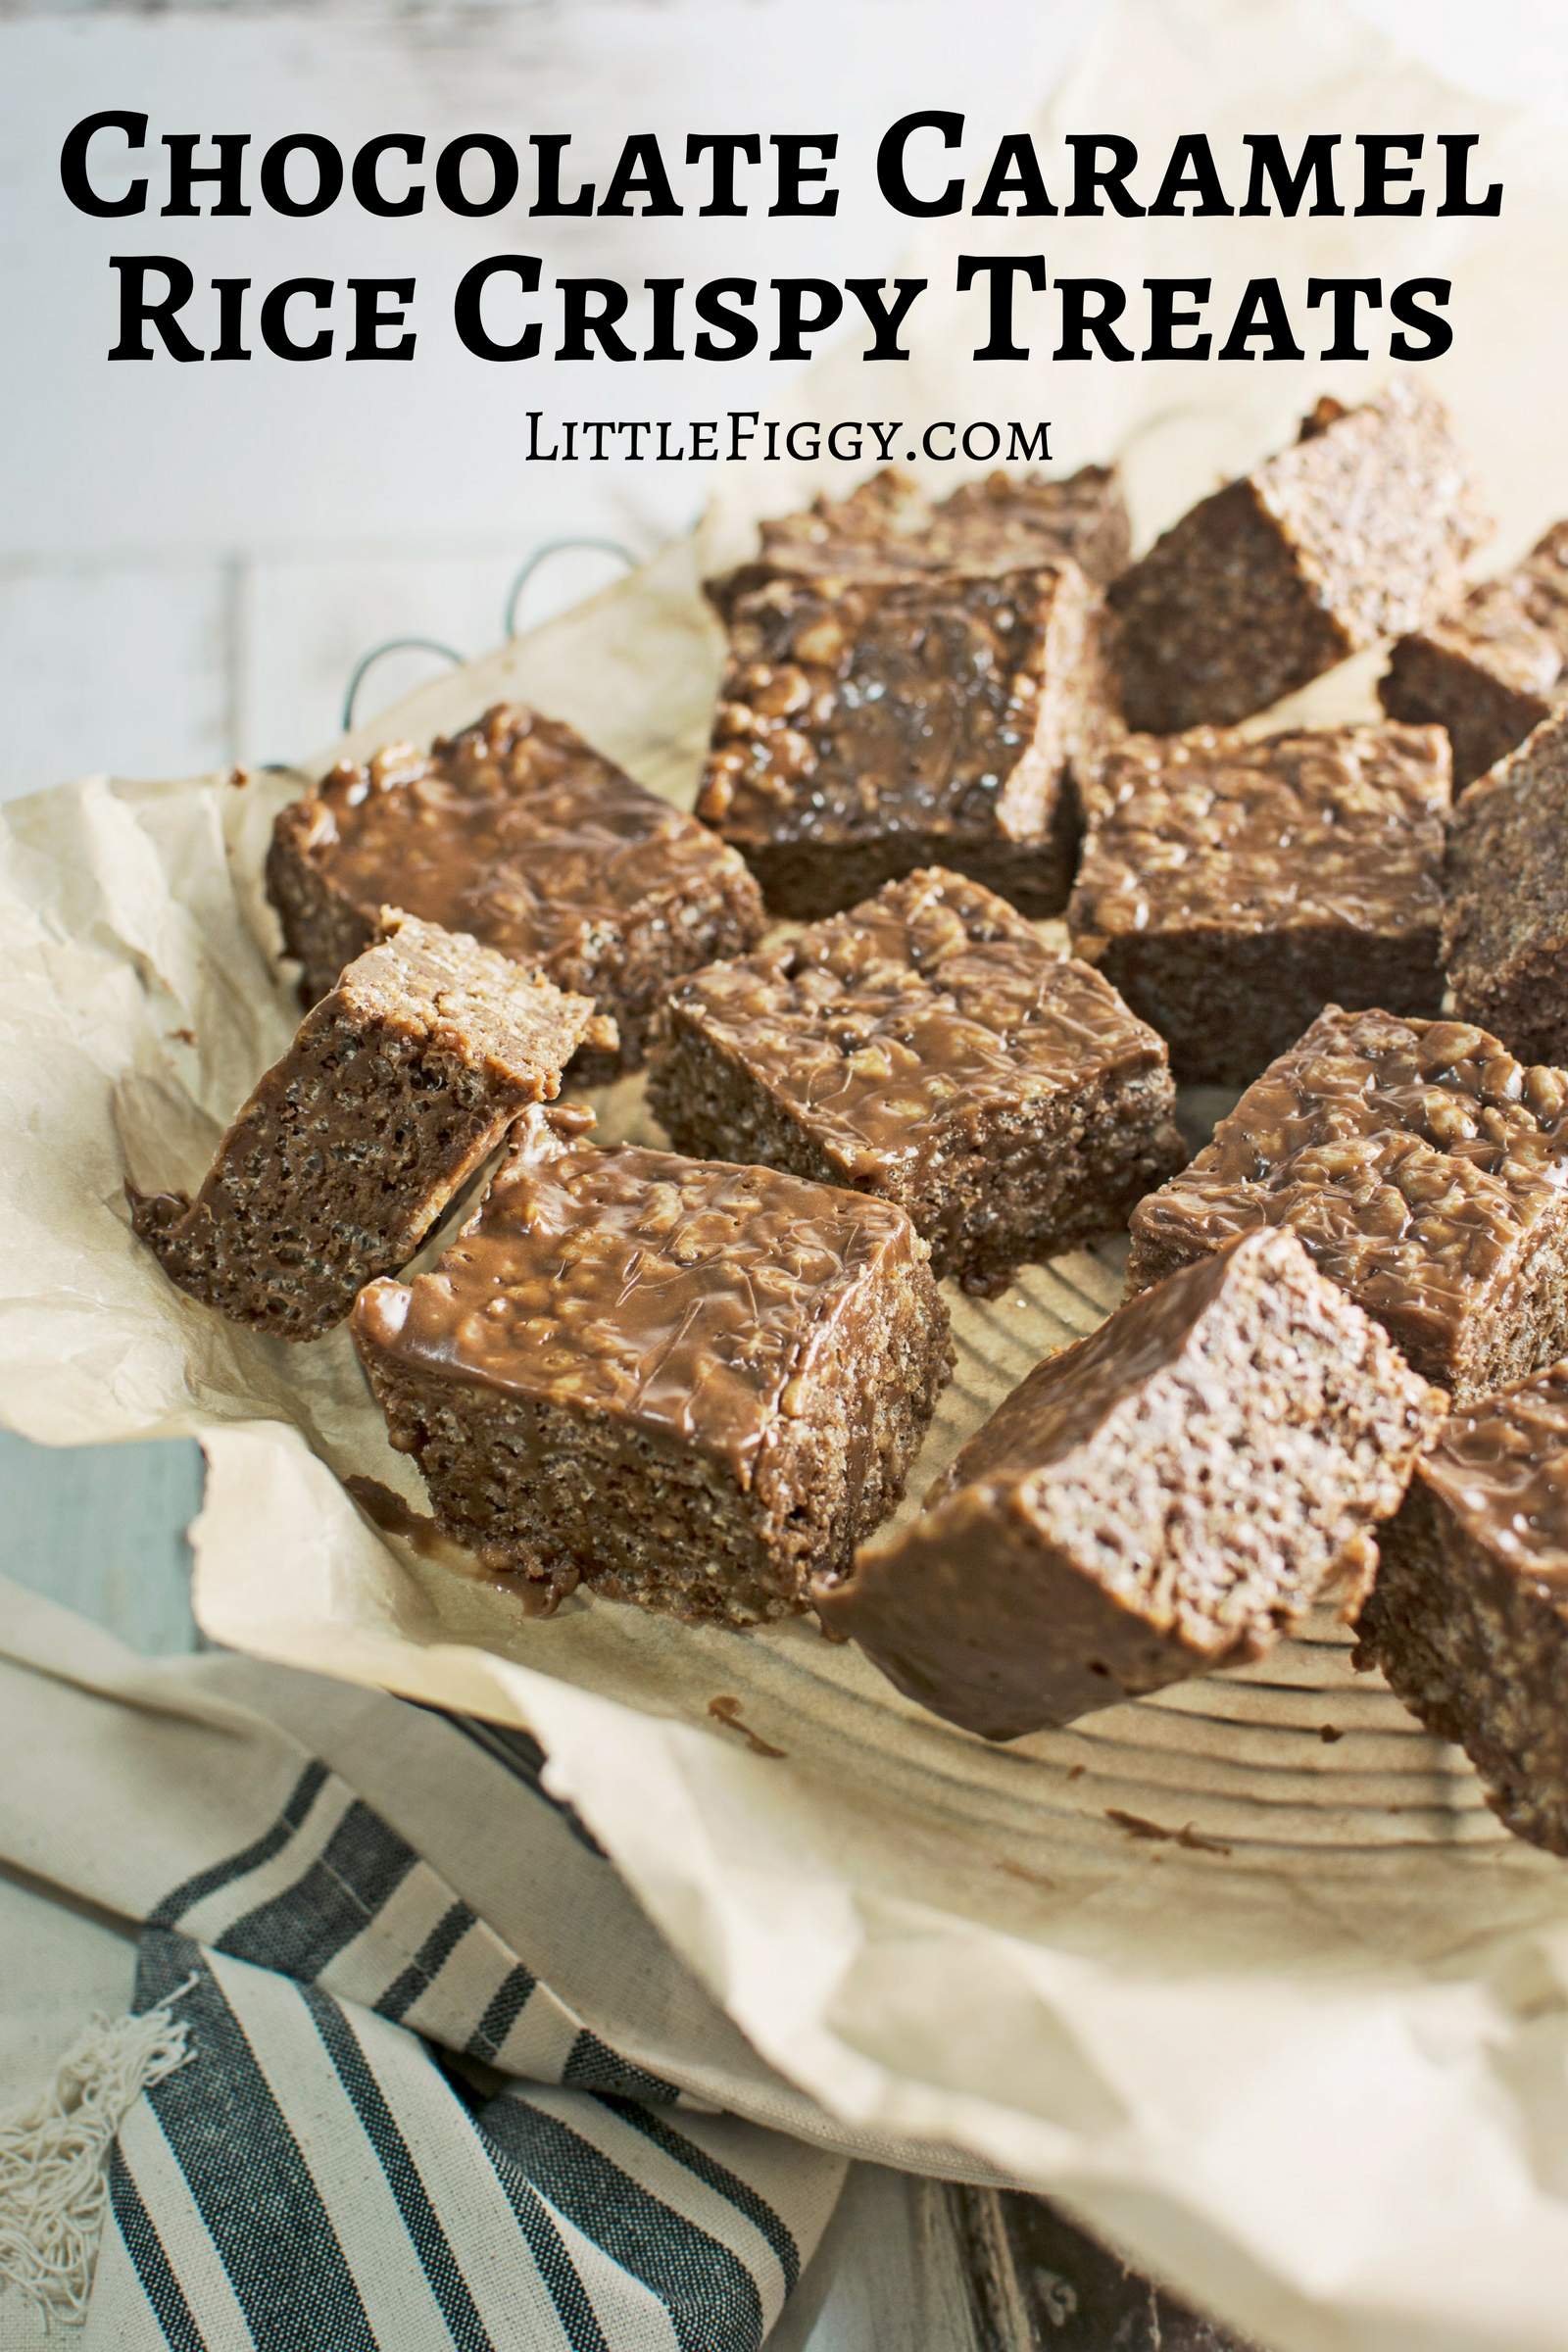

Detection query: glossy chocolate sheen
xmin=706 ymin=465 xmax=1131 ymax=612
xmin=1129 ymin=1005 xmax=1568 ymax=1376
xmin=661 ymin=867 xmax=1170 ymax=1185
xmin=352 ymin=1111 xmax=925 ymax=1478
xmin=275 ymin=704 xmax=762 ymax=979
xmin=1071 ymin=723 xmax=1450 ymax=944
xmin=1416 ymin=1359 xmax=1568 ymax=1576
xmin=698 ymin=563 xmax=1101 ymax=857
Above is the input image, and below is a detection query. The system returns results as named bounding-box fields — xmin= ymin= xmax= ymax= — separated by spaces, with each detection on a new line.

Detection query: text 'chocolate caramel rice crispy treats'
xmin=351 ymin=1108 xmax=953 ymax=1626
xmin=1127 ymin=1005 xmax=1568 ymax=1403
xmin=1355 ymin=1359 xmax=1568 ymax=1856
xmin=1381 ymin=520 xmax=1568 ymax=789
xmin=1443 ymin=708 xmax=1568 ymax=1067
xmin=1067 ymin=722 xmax=1451 ymax=1087
xmin=815 ymin=1226 xmax=1444 ymax=1740
xmin=648 ymin=866 xmax=1184 ymax=1295
xmin=130 ymin=914 xmax=602 ymax=1342
xmin=695 ymin=560 xmax=1116 ymax=920
xmin=704 ymin=463 xmax=1132 ymax=618
xmin=1107 ymin=386 xmax=1488 ymax=734
xmin=267 ymin=702 xmax=766 ymax=1076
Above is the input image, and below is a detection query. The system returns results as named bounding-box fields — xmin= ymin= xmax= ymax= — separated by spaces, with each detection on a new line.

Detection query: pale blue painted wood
xmin=0 ymin=1430 xmax=201 ymax=1654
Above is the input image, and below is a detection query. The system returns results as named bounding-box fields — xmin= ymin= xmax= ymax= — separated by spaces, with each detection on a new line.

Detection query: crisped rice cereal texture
xmin=816 ymin=1226 xmax=1445 ymax=1739
xmin=352 ymin=1110 xmax=953 ymax=1625
xmin=268 ymin=702 xmax=766 ymax=1074
xmin=1356 ymin=1358 xmax=1568 ymax=1855
xmin=130 ymin=913 xmax=597 ymax=1341
xmin=1108 ymin=387 xmax=1488 ymax=733
xmin=1127 ymin=1004 xmax=1568 ymax=1401
xmin=649 ymin=866 xmax=1183 ymax=1294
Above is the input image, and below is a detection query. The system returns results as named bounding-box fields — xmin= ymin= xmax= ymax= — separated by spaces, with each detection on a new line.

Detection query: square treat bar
xmin=1067 ymin=722 xmax=1450 ymax=1087
xmin=1443 ymin=709 xmax=1568 ymax=1065
xmin=649 ymin=866 xmax=1184 ymax=1295
xmin=815 ymin=1226 xmax=1444 ymax=1740
xmin=1381 ymin=521 xmax=1568 ymax=789
xmin=1108 ymin=387 xmax=1487 ymax=733
xmin=352 ymin=1109 xmax=953 ymax=1624
xmin=268 ymin=702 xmax=766 ymax=1075
xmin=696 ymin=563 xmax=1114 ymax=919
xmin=705 ymin=464 xmax=1132 ymax=618
xmin=130 ymin=914 xmax=599 ymax=1342
xmin=1355 ymin=1359 xmax=1568 ymax=1854
xmin=1127 ymin=1005 xmax=1568 ymax=1401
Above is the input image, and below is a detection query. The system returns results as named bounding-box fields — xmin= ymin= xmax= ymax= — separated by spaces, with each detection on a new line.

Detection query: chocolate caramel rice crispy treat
xmin=268 ymin=703 xmax=766 ymax=1075
xmin=697 ymin=562 xmax=1115 ymax=919
xmin=648 ymin=866 xmax=1184 ymax=1295
xmin=1443 ymin=709 xmax=1568 ymax=1066
xmin=130 ymin=914 xmax=601 ymax=1342
xmin=705 ymin=464 xmax=1132 ymax=617
xmin=352 ymin=1110 xmax=953 ymax=1625
xmin=1127 ymin=1005 xmax=1568 ymax=1401
xmin=1381 ymin=520 xmax=1568 ymax=789
xmin=1108 ymin=387 xmax=1488 ymax=734
xmin=1067 ymin=722 xmax=1451 ymax=1087
xmin=1355 ymin=1358 xmax=1568 ymax=1855
xmin=815 ymin=1226 xmax=1445 ymax=1740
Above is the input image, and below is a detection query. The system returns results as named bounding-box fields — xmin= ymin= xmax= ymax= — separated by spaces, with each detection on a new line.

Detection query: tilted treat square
xmin=1068 ymin=723 xmax=1450 ymax=1087
xmin=1443 ymin=708 xmax=1568 ymax=1066
xmin=1356 ymin=1359 xmax=1568 ymax=1856
xmin=705 ymin=463 xmax=1132 ymax=618
xmin=815 ymin=1226 xmax=1444 ymax=1740
xmin=130 ymin=913 xmax=599 ymax=1342
xmin=696 ymin=562 xmax=1114 ymax=920
xmin=268 ymin=702 xmax=766 ymax=1074
xmin=1381 ymin=520 xmax=1568 ymax=789
xmin=649 ymin=866 xmax=1184 ymax=1296
xmin=352 ymin=1110 xmax=953 ymax=1626
xmin=1127 ymin=1004 xmax=1568 ymax=1401
xmin=1108 ymin=386 xmax=1487 ymax=733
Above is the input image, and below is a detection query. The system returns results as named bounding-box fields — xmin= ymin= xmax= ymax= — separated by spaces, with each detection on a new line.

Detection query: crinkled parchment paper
xmin=8 ymin=5 xmax=1568 ymax=2346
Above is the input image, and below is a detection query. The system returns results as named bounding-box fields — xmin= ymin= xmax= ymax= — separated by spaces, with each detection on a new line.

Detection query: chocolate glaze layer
xmin=353 ymin=1110 xmax=925 ymax=1481
xmin=268 ymin=703 xmax=765 ymax=1060
xmin=659 ymin=867 xmax=1173 ymax=1185
xmin=1416 ymin=1359 xmax=1568 ymax=1574
xmin=1072 ymin=722 xmax=1450 ymax=943
xmin=1128 ymin=1004 xmax=1568 ymax=1390
xmin=705 ymin=464 xmax=1131 ymax=615
xmin=698 ymin=563 xmax=1107 ymax=863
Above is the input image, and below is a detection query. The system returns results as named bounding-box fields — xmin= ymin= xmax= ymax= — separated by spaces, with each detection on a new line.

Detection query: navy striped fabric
xmin=79 ymin=1731 xmax=845 ymax=2351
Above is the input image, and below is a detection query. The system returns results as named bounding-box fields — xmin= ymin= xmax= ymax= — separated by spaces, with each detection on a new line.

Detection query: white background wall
xmin=1 ymin=0 xmax=1564 ymax=796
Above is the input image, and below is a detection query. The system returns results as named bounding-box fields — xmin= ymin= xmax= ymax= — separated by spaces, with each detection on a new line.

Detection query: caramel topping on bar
xmin=353 ymin=1112 xmax=918 ymax=1477
xmin=290 ymin=703 xmax=750 ymax=965
xmin=699 ymin=564 xmax=1097 ymax=854
xmin=665 ymin=867 xmax=1167 ymax=1182
xmin=1072 ymin=723 xmax=1449 ymax=946
xmin=1419 ymin=1360 xmax=1568 ymax=1573
xmin=1130 ymin=1006 xmax=1568 ymax=1367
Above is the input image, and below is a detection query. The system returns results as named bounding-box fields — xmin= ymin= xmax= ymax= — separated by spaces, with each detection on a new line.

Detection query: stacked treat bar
xmin=131 ymin=387 xmax=1568 ymax=1859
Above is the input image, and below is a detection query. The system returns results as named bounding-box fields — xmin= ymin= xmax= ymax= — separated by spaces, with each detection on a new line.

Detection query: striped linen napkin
xmin=0 ymin=1578 xmax=857 ymax=2349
